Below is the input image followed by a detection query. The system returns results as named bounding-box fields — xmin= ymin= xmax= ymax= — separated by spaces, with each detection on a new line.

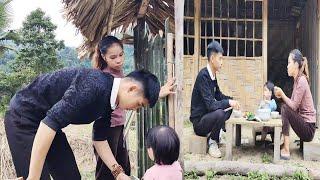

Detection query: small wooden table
xmin=225 ymin=118 xmax=282 ymax=162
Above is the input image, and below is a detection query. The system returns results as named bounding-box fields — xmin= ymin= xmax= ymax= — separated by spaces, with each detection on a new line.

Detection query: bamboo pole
xmin=318 ymin=5 xmax=320 ymax=127
xmin=174 ymin=0 xmax=184 ymax=167
xmin=166 ymin=33 xmax=175 ymax=128
xmin=194 ymin=0 xmax=201 ymax=71
xmin=262 ymin=0 xmax=268 ymax=83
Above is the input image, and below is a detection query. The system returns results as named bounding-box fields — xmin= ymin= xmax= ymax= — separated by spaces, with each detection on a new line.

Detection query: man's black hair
xmin=207 ymin=40 xmax=224 ymax=61
xmin=126 ymin=69 xmax=160 ymax=107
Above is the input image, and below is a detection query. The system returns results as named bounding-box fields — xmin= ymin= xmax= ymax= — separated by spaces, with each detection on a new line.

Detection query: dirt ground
xmin=183 ymin=120 xmax=320 ymax=170
xmin=1 ymin=118 xmax=319 ymax=179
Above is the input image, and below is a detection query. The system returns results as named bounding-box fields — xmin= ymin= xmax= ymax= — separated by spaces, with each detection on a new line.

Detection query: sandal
xmin=280 ymin=152 xmax=290 ymax=160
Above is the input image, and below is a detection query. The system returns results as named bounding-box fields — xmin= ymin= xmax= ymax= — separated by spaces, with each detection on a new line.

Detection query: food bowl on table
xmin=271 ymin=111 xmax=280 ymax=119
xmin=256 ymin=108 xmax=271 ymax=121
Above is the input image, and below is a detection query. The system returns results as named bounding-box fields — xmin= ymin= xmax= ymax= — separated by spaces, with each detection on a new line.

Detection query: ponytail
xmin=301 ymin=57 xmax=310 ymax=82
xmin=92 ymin=44 xmax=108 ymax=70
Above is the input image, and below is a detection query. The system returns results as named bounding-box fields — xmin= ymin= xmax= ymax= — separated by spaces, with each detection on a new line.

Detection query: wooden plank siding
xmin=300 ymin=0 xmax=320 ymax=126
xmin=182 ymin=0 xmax=266 ymax=120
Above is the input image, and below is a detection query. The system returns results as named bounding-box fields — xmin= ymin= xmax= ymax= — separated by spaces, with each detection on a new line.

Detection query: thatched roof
xmin=62 ymin=0 xmax=174 ymax=57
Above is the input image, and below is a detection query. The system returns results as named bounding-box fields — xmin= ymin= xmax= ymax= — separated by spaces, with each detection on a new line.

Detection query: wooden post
xmin=262 ymin=0 xmax=268 ymax=83
xmin=226 ymin=123 xmax=233 ymax=160
xmin=194 ymin=0 xmax=201 ymax=71
xmin=274 ymin=126 xmax=281 ymax=163
xmin=318 ymin=10 xmax=320 ymax=127
xmin=174 ymin=0 xmax=184 ymax=166
xmin=235 ymin=124 xmax=241 ymax=146
xmin=166 ymin=33 xmax=175 ymax=128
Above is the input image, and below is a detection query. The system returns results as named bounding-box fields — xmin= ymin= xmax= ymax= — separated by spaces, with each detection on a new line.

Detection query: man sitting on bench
xmin=190 ymin=41 xmax=240 ymax=158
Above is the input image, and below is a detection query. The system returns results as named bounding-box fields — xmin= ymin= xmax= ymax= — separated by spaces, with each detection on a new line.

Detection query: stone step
xmin=304 ymin=135 xmax=320 ymax=161
xmin=188 ymin=134 xmax=207 ymax=154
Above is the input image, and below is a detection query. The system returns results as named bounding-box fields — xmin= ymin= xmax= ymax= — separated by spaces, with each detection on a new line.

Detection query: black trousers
xmin=4 ymin=110 xmax=81 ymax=180
xmin=94 ymin=125 xmax=131 ymax=180
xmin=193 ymin=109 xmax=232 ymax=142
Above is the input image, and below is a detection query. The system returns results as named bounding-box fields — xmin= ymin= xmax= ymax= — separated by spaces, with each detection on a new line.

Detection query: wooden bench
xmin=225 ymin=118 xmax=282 ymax=162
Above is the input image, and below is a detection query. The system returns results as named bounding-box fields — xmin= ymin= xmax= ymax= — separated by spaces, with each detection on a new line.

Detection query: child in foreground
xmin=143 ymin=125 xmax=183 ymax=180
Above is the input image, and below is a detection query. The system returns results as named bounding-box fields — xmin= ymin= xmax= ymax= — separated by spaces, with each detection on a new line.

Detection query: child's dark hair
xmin=146 ymin=125 xmax=180 ymax=165
xmin=92 ymin=36 xmax=123 ymax=70
xmin=264 ymin=81 xmax=275 ymax=99
xmin=207 ymin=40 xmax=224 ymax=60
xmin=126 ymin=69 xmax=160 ymax=108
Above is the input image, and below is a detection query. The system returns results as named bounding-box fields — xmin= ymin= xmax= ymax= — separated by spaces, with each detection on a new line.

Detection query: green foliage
xmin=57 ymin=46 xmax=91 ymax=68
xmin=291 ymin=171 xmax=311 ymax=180
xmin=184 ymin=171 xmax=199 ymax=180
xmin=14 ymin=8 xmax=64 ymax=74
xmin=206 ymin=170 xmax=217 ymax=180
xmin=261 ymin=152 xmax=272 ymax=164
xmin=123 ymin=44 xmax=134 ymax=74
xmin=0 ymin=0 xmax=12 ymax=30
xmin=0 ymin=8 xmax=64 ymax=115
xmin=0 ymin=0 xmax=18 ymax=56
xmin=247 ymin=171 xmax=270 ymax=180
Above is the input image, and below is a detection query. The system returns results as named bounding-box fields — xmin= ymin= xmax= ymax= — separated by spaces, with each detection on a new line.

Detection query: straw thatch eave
xmin=62 ymin=0 xmax=174 ymax=58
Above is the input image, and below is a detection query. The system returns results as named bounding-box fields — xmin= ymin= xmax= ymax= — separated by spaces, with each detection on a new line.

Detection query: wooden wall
xmin=300 ymin=0 xmax=320 ymax=126
xmin=183 ymin=55 xmax=264 ymax=120
xmin=267 ymin=20 xmax=295 ymax=99
xmin=182 ymin=0 xmax=267 ymax=120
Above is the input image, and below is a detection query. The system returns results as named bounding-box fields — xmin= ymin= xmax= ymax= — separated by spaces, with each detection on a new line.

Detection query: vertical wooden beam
xmin=236 ymin=0 xmax=238 ymax=56
xmin=262 ymin=0 xmax=268 ymax=83
xmin=194 ymin=0 xmax=201 ymax=69
xmin=226 ymin=123 xmax=233 ymax=160
xmin=166 ymin=33 xmax=175 ymax=128
xmin=274 ymin=126 xmax=281 ymax=163
xmin=318 ymin=10 xmax=320 ymax=127
xmin=174 ymin=0 xmax=185 ymax=166
xmin=253 ymin=1 xmax=255 ymax=56
xmin=235 ymin=124 xmax=241 ymax=146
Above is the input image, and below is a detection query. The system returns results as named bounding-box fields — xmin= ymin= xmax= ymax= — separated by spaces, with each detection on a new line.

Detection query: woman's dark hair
xmin=264 ymin=81 xmax=276 ymax=99
xmin=126 ymin=69 xmax=160 ymax=108
xmin=207 ymin=40 xmax=224 ymax=60
xmin=92 ymin=36 xmax=123 ymax=70
xmin=289 ymin=49 xmax=309 ymax=82
xmin=146 ymin=125 xmax=180 ymax=165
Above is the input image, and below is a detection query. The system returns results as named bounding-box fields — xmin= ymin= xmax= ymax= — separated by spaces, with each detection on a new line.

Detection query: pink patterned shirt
xmin=143 ymin=161 xmax=183 ymax=180
xmin=285 ymin=75 xmax=316 ymax=123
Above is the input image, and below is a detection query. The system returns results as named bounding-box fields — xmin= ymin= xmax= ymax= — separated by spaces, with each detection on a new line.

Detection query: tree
xmin=57 ymin=46 xmax=91 ymax=68
xmin=0 ymin=0 xmax=18 ymax=56
xmin=13 ymin=8 xmax=64 ymax=74
xmin=0 ymin=8 xmax=64 ymax=115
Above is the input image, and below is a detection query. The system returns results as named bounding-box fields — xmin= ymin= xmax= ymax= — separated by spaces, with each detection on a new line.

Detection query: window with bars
xmin=184 ymin=0 xmax=263 ymax=57
xmin=184 ymin=0 xmax=195 ymax=55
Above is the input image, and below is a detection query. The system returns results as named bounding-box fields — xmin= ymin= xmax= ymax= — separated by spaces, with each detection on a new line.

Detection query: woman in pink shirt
xmin=143 ymin=125 xmax=182 ymax=180
xmin=92 ymin=36 xmax=131 ymax=180
xmin=92 ymin=36 xmax=176 ymax=179
xmin=274 ymin=49 xmax=316 ymax=160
